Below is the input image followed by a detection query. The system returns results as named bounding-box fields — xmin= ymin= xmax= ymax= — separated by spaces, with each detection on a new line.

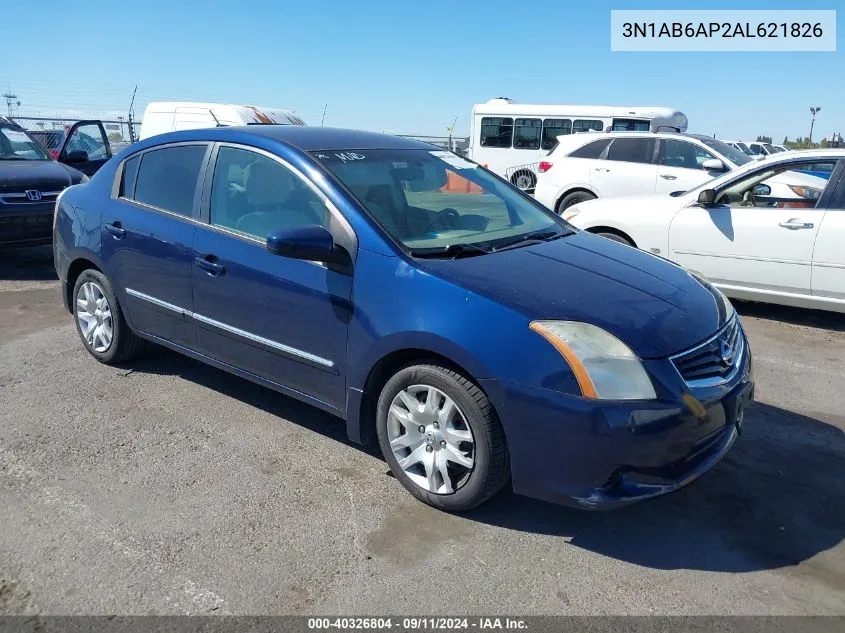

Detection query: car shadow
xmin=0 ymin=245 xmax=58 ymax=281
xmin=126 ymin=347 xmax=844 ymax=573
xmin=735 ymin=299 xmax=845 ymax=332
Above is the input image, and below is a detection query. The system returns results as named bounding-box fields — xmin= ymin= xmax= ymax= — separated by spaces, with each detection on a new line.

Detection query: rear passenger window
xmin=606 ymin=138 xmax=655 ymax=164
xmin=120 ymin=155 xmax=140 ymax=198
xmin=480 ymin=117 xmax=513 ymax=148
xmin=541 ymin=119 xmax=571 ymax=150
xmin=572 ymin=119 xmax=604 ymax=133
xmin=568 ymin=139 xmax=612 ymax=159
xmin=132 ymin=145 xmax=207 ymax=216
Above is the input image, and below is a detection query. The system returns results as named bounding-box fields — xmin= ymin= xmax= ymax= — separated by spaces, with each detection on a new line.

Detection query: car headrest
xmin=246 ymin=160 xmax=294 ymax=207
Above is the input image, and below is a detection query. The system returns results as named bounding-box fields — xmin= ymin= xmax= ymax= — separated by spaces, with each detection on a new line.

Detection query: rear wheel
xmin=376 ymin=364 xmax=509 ymax=512
xmin=557 ymin=190 xmax=596 ymax=213
xmin=510 ymin=170 xmax=536 ymax=192
xmin=72 ymin=269 xmax=144 ymax=364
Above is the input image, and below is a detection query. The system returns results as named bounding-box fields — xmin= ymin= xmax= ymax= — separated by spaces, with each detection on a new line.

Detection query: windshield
xmin=312 ymin=148 xmax=570 ymax=253
xmin=698 ymin=137 xmax=753 ymax=166
xmin=0 ymin=124 xmax=51 ymax=161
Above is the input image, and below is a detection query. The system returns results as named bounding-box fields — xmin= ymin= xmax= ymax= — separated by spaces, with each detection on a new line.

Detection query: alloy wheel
xmin=76 ymin=281 xmax=113 ymax=353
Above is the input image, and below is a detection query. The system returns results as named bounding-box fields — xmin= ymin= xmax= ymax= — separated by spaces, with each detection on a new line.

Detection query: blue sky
xmin=2 ymin=0 xmax=841 ymax=141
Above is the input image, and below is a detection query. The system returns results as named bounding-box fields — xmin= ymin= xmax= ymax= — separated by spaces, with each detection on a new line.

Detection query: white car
xmin=534 ymin=132 xmax=761 ymax=213
xmin=561 ymin=150 xmax=845 ymax=313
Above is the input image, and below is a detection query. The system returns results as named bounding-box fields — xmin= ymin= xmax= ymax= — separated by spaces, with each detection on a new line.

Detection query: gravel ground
xmin=0 ymin=246 xmax=843 ymax=615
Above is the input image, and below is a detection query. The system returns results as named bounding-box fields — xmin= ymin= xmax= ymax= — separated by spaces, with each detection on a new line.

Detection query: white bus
xmin=467 ymin=98 xmax=688 ymax=190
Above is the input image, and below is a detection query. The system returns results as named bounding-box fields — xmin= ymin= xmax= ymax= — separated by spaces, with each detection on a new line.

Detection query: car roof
xmin=205 ymin=125 xmax=436 ymax=151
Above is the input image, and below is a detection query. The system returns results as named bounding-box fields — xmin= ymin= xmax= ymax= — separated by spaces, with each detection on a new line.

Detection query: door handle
xmin=660 ymin=174 xmax=677 ymax=180
xmin=778 ymin=219 xmax=814 ymax=230
xmin=593 ymin=167 xmax=610 ymax=172
xmin=195 ymin=256 xmax=226 ymax=276
xmin=104 ymin=221 xmax=126 ymax=239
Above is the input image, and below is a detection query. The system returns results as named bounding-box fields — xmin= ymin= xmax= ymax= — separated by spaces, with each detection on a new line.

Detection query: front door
xmin=101 ymin=143 xmax=211 ymax=347
xmin=59 ymin=121 xmax=112 ymax=176
xmin=190 ymin=144 xmax=353 ymax=411
xmin=668 ymin=158 xmax=840 ymax=296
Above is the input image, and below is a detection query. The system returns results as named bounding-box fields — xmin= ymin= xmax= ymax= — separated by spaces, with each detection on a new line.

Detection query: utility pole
xmin=2 ymin=92 xmax=20 ymax=117
xmin=127 ymin=85 xmax=138 ymax=143
xmin=321 ymin=104 xmax=327 ymax=127
xmin=446 ymin=116 xmax=457 ymax=152
xmin=809 ymin=106 xmax=821 ymax=145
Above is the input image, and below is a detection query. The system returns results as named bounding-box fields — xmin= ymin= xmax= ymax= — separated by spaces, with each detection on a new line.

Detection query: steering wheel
xmin=235 ymin=211 xmax=271 ymax=233
xmin=740 ymin=190 xmax=756 ymax=207
xmin=438 ymin=208 xmax=461 ymax=229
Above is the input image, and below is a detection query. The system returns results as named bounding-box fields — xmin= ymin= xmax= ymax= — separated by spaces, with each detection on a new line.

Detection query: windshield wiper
xmin=410 ymin=242 xmax=492 ymax=259
xmin=493 ymin=228 xmax=570 ymax=252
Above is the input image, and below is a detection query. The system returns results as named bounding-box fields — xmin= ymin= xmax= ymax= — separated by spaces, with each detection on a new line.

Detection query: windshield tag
xmin=1 ymin=129 xmax=31 ymax=144
xmin=335 ymin=152 xmax=366 ymax=162
xmin=430 ymin=151 xmax=476 ymax=170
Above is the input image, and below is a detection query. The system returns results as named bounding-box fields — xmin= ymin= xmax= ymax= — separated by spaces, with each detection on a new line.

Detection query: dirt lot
xmin=0 ymin=246 xmax=843 ymax=615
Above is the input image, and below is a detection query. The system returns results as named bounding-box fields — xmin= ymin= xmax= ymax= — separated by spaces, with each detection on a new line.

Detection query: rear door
xmin=101 ymin=143 xmax=212 ymax=348
xmin=589 ymin=137 xmax=657 ymax=197
xmin=811 ymin=163 xmax=845 ymax=303
xmin=58 ymin=120 xmax=112 ymax=176
xmin=656 ymin=138 xmax=724 ymax=194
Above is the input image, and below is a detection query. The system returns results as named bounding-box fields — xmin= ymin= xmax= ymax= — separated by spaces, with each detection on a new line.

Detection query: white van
xmin=139 ymin=102 xmax=306 ymax=140
xmin=467 ymin=98 xmax=688 ymax=191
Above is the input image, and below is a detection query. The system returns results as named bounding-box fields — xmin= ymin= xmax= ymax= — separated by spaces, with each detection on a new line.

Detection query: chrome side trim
xmin=125 ymin=288 xmax=189 ymax=317
xmin=124 ymin=287 xmax=334 ymax=369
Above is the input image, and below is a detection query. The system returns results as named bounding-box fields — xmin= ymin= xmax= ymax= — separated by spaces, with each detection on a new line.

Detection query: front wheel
xmin=376 ymin=364 xmax=509 ymax=512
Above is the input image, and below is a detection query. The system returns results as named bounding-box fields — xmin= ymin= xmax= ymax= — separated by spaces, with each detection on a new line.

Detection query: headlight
xmin=787 ymin=184 xmax=821 ymax=200
xmin=529 ymin=321 xmax=657 ymax=400
xmin=79 ymin=174 xmax=90 ymax=183
xmin=562 ymin=207 xmax=580 ymax=222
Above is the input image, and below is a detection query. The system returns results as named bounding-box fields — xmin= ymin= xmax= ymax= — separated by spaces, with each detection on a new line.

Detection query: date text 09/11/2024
xmin=622 ymin=22 xmax=823 ymax=39
xmin=307 ymin=617 xmax=528 ymax=630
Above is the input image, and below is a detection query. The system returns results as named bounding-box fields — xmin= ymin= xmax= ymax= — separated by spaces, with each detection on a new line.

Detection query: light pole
xmin=809 ymin=106 xmax=821 ymax=145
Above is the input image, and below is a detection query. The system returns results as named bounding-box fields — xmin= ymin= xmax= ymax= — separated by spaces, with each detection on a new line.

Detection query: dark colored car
xmin=53 ymin=126 xmax=754 ymax=512
xmin=25 ymin=120 xmax=113 ymax=176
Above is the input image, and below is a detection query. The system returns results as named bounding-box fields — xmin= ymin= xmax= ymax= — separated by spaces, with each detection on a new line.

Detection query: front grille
xmin=671 ymin=317 xmax=743 ymax=386
xmin=0 ymin=190 xmax=62 ymax=205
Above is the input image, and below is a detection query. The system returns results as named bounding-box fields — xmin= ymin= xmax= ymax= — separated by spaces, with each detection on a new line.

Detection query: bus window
xmin=480 ymin=117 xmax=513 ymax=148
xmin=611 ymin=118 xmax=651 ymax=132
xmin=514 ymin=118 xmax=541 ymax=149
xmin=572 ymin=119 xmax=604 ymax=133
xmin=541 ymin=119 xmax=571 ymax=150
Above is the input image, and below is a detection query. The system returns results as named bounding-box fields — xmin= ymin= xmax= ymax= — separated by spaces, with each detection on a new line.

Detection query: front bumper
xmin=479 ymin=336 xmax=754 ymax=510
xmin=0 ymin=204 xmax=54 ymax=247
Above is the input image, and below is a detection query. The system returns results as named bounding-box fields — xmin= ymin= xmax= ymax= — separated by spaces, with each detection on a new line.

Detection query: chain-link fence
xmin=397 ymin=135 xmax=470 ymax=155
xmin=10 ymin=116 xmax=141 ymax=153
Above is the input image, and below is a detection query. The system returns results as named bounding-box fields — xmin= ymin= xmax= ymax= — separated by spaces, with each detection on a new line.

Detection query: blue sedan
xmin=53 ymin=126 xmax=753 ymax=511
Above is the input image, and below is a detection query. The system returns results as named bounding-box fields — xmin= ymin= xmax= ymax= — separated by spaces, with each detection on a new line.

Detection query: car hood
xmin=0 ymin=160 xmax=81 ymax=193
xmin=420 ymin=231 xmax=729 ymax=359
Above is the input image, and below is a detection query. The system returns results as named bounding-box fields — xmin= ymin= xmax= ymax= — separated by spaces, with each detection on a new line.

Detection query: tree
xmin=755 ymin=135 xmax=773 ymax=143
xmin=783 ymin=136 xmax=788 ymax=145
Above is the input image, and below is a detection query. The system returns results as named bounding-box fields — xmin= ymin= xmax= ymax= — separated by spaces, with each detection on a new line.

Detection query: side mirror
xmin=697 ymin=189 xmax=717 ymax=205
xmin=702 ymin=158 xmax=726 ymax=172
xmin=62 ymin=149 xmax=89 ymax=164
xmin=266 ymin=225 xmax=336 ymax=263
xmin=752 ymin=184 xmax=771 ymax=197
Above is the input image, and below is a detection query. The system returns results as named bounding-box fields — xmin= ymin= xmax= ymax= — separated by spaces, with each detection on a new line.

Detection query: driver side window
xmin=715 ymin=160 xmax=837 ymax=209
xmin=210 ymin=147 xmax=329 ymax=240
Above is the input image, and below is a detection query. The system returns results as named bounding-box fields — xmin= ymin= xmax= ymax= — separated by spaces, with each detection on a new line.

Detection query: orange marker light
xmin=529 ymin=322 xmax=599 ymax=399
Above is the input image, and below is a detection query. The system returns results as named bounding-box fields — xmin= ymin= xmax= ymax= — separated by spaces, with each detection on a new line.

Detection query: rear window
xmin=131 ymin=145 xmax=207 ymax=216
xmin=568 ymin=138 xmax=612 ymax=159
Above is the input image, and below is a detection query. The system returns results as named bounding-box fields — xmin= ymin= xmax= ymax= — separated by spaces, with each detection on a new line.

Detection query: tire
xmin=72 ymin=269 xmax=144 ymax=364
xmin=510 ymin=170 xmax=536 ymax=192
xmin=556 ymin=190 xmax=596 ymax=213
xmin=376 ymin=364 xmax=509 ymax=512
xmin=595 ymin=231 xmax=634 ymax=247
